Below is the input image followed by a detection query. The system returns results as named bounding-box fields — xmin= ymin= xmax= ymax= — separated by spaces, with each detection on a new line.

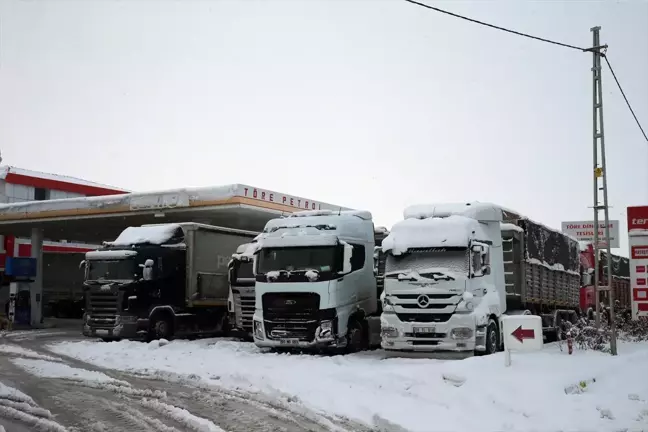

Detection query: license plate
xmin=96 ymin=329 xmax=109 ymax=336
xmin=413 ymin=326 xmax=436 ymax=334
xmin=279 ymin=338 xmax=300 ymax=345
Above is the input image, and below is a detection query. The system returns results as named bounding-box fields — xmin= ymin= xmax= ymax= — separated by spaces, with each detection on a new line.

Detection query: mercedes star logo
xmin=416 ymin=294 xmax=430 ymax=308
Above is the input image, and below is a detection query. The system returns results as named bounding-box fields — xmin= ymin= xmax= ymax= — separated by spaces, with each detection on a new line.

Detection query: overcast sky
xmin=1 ymin=0 xmax=647 ymax=255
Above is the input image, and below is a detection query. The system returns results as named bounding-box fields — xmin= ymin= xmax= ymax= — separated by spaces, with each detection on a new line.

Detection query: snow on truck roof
xmin=107 ymin=224 xmax=183 ymax=247
xmin=106 ymin=223 xmax=259 ymax=247
xmin=383 ymin=215 xmax=489 ymax=254
xmin=404 ymin=202 xmax=520 ymax=222
xmin=404 ymin=202 xmax=576 ymax=243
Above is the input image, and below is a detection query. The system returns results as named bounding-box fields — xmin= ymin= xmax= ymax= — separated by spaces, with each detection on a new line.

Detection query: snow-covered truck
xmin=250 ymin=210 xmax=385 ymax=352
xmin=380 ymin=203 xmax=580 ymax=355
xmin=227 ymin=241 xmax=258 ymax=339
xmin=81 ymin=223 xmax=257 ymax=341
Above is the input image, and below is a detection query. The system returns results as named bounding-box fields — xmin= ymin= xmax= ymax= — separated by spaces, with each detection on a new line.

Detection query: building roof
xmin=0 ymin=165 xmax=130 ymax=196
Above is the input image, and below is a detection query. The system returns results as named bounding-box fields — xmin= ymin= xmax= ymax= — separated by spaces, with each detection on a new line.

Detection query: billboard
xmin=561 ymin=220 xmax=620 ymax=249
xmin=628 ymin=206 xmax=648 ymax=320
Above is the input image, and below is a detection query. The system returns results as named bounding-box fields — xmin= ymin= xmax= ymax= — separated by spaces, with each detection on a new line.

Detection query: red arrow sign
xmin=511 ymin=326 xmax=535 ymax=343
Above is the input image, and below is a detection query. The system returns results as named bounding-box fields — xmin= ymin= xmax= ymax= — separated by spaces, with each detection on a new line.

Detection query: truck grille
xmin=396 ymin=313 xmax=451 ymax=323
xmin=265 ymin=321 xmax=318 ymax=341
xmin=262 ymin=292 xmax=320 ymax=322
xmin=88 ymin=291 xmax=121 ymax=327
xmin=233 ymin=289 xmax=256 ymax=333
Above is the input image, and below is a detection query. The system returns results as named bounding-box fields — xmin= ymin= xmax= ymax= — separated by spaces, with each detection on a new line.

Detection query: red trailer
xmin=579 ymin=242 xmax=631 ymax=312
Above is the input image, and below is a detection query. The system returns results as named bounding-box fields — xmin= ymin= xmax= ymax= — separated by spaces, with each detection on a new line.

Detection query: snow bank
xmin=107 ymin=224 xmax=182 ymax=246
xmin=48 ymin=338 xmax=648 ymax=432
xmin=10 ymin=358 xmax=126 ymax=385
xmin=0 ymin=381 xmax=36 ymax=406
xmin=0 ymin=344 xmax=63 ymax=362
xmin=382 ymin=215 xmax=484 ymax=254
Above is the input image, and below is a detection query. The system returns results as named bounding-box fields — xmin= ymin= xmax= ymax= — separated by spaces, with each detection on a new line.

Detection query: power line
xmin=602 ymin=54 xmax=648 ymax=144
xmin=403 ymin=0 xmax=647 ymax=146
xmin=403 ymin=0 xmax=588 ymax=52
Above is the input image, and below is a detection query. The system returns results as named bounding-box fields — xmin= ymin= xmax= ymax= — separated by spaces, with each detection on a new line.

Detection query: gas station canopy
xmin=0 ymin=184 xmax=352 ymax=244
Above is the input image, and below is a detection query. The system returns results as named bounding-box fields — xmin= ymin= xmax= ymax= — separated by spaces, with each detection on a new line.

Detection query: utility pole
xmin=590 ymin=26 xmax=617 ymax=355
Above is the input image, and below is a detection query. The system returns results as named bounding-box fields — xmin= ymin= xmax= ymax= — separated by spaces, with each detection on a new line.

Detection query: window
xmin=6 ymin=184 xmax=33 ymax=201
xmin=471 ymin=250 xmax=482 ymax=274
xmin=34 ymin=187 xmax=49 ymax=201
xmin=349 ymin=243 xmax=365 ymax=272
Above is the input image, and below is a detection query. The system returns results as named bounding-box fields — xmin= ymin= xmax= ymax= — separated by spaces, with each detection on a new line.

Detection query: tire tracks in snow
xmin=2 ymin=332 xmax=376 ymax=432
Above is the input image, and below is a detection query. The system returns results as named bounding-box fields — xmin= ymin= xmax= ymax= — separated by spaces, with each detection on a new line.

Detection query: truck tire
xmin=484 ymin=319 xmax=499 ymax=355
xmin=150 ymin=314 xmax=174 ymax=340
xmin=345 ymin=318 xmax=365 ymax=354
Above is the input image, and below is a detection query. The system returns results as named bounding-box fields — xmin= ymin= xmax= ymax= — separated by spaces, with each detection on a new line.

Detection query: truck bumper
xmin=251 ymin=313 xmax=346 ymax=350
xmin=83 ymin=315 xmax=149 ymax=340
xmin=380 ymin=313 xmax=476 ymax=353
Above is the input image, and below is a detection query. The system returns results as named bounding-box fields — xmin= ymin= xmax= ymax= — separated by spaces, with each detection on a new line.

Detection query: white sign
xmin=502 ymin=315 xmax=543 ymax=366
xmin=561 ymin=220 xmax=620 ymax=249
xmin=236 ymin=185 xmax=349 ymax=212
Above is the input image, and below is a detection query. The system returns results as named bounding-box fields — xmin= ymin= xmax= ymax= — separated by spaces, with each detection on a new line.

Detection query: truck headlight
xmin=254 ymin=320 xmax=264 ymax=339
xmin=382 ymin=298 xmax=396 ymax=314
xmin=456 ymin=300 xmax=474 ymax=313
xmin=450 ymin=327 xmax=473 ymax=340
xmin=318 ymin=320 xmax=333 ymax=338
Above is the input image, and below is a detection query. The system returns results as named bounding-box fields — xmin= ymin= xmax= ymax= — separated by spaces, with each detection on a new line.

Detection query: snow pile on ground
xmin=0 ymin=344 xmax=63 ymax=362
xmin=49 ymin=339 xmax=648 ymax=432
xmin=10 ymin=358 xmax=122 ymax=384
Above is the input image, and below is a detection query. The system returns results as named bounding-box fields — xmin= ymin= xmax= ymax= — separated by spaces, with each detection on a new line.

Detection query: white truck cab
xmin=251 ymin=210 xmax=379 ymax=352
xmin=380 ymin=203 xmax=507 ymax=355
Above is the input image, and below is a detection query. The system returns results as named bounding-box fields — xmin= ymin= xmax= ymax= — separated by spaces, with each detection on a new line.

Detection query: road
xmin=0 ymin=325 xmax=374 ymax=432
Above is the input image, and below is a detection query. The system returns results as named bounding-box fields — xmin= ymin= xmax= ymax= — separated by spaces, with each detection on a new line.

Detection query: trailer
xmin=579 ymin=243 xmax=631 ymax=313
xmin=82 ymin=222 xmax=257 ymax=341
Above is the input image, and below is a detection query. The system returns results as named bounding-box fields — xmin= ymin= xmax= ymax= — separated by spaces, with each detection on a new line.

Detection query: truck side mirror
xmin=342 ymin=243 xmax=353 ymax=274
xmin=79 ymin=260 xmax=86 ymax=270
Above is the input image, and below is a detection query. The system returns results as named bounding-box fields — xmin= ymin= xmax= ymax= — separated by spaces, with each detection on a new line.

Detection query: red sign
xmin=637 ymin=266 xmax=646 ymax=273
xmin=637 ymin=278 xmax=647 ymax=286
xmin=628 ymin=206 xmax=648 ymax=231
xmin=511 ymin=326 xmax=536 ymax=343
xmin=632 ymin=246 xmax=648 ymax=260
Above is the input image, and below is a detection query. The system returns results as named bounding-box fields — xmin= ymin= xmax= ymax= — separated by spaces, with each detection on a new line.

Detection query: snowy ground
xmin=48 ymin=338 xmax=648 ymax=432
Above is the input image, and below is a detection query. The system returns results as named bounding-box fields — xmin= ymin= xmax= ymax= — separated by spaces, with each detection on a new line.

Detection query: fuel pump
xmin=5 ymin=256 xmax=37 ymax=328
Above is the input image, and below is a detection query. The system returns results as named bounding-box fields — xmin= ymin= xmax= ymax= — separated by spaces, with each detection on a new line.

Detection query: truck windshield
xmin=385 ymin=248 xmax=469 ymax=279
xmin=87 ymin=259 xmax=136 ymax=282
xmin=257 ymin=246 xmax=339 ymax=274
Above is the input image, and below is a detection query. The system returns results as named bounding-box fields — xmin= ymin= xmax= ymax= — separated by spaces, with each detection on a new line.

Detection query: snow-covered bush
xmin=565 ymin=305 xmax=648 ymax=352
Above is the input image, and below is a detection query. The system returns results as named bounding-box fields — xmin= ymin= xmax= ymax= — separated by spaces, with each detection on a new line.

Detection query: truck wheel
xmin=151 ymin=315 xmax=174 ymax=340
xmin=345 ymin=318 xmax=365 ymax=354
xmin=485 ymin=319 xmax=499 ymax=355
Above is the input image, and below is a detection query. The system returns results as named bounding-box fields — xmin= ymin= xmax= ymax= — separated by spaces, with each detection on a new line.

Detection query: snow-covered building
xmin=0 ymin=166 xmax=129 ymax=312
